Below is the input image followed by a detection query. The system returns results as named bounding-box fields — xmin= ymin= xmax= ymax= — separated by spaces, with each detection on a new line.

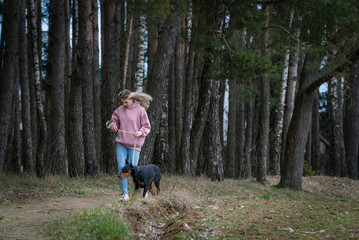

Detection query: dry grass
xmin=1 ymin=174 xmax=358 ymax=239
xmin=104 ymin=175 xmax=359 ymax=239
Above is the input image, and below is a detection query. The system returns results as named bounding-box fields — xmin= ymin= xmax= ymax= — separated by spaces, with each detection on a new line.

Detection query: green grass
xmin=48 ymin=207 xmax=132 ymax=240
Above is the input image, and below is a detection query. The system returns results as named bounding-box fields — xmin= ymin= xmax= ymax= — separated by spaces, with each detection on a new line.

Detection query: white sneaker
xmin=119 ymin=194 xmax=129 ymax=201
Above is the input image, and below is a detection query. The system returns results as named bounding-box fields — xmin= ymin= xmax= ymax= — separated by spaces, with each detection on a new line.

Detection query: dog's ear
xmin=130 ymin=162 xmax=133 ymax=167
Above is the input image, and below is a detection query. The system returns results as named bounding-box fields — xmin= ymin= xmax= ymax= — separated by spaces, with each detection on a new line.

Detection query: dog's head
xmin=119 ymin=164 xmax=133 ymax=180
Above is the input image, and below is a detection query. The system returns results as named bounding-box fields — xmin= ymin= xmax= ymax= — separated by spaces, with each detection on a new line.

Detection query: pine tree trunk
xmin=0 ymin=0 xmax=19 ymax=173
xmin=92 ymin=0 xmax=101 ymax=170
xmin=257 ymin=2 xmax=270 ymax=184
xmin=328 ymin=77 xmax=347 ymax=176
xmin=311 ymin=90 xmax=321 ymax=174
xmin=189 ymin=61 xmax=213 ymax=176
xmin=168 ymin=56 xmax=176 ymax=173
xmin=67 ymin=0 xmax=84 ymax=176
xmin=279 ymin=56 xmax=321 ymax=190
xmin=280 ymin=14 xmax=302 ymax=169
xmin=237 ymin=95 xmax=246 ymax=179
xmin=29 ymin=0 xmax=47 ymax=178
xmin=243 ymin=80 xmax=254 ymax=179
xmin=36 ymin=0 xmax=42 ymax=80
xmin=122 ymin=10 xmax=133 ymax=89
xmin=114 ymin=2 xmax=123 ymax=88
xmin=19 ymin=0 xmax=34 ymax=174
xmin=146 ymin=17 xmax=158 ymax=91
xmin=50 ymin=0 xmax=66 ymax=175
xmin=27 ymin=14 xmax=38 ymax=161
xmin=344 ymin=59 xmax=359 ymax=179
xmin=101 ymin=1 xmax=118 ymax=174
xmin=179 ymin=0 xmax=198 ymax=176
xmin=64 ymin=0 xmax=71 ymax=157
xmin=67 ymin=73 xmax=85 ymax=177
xmin=4 ymin=86 xmax=21 ymax=173
xmin=154 ymin=86 xmax=169 ymax=169
xmin=208 ymin=79 xmax=224 ymax=182
xmin=126 ymin=16 xmax=137 ymax=90
xmin=79 ymin=0 xmax=98 ymax=175
xmin=139 ymin=0 xmax=185 ymax=165
xmin=174 ymin=18 xmax=185 ymax=157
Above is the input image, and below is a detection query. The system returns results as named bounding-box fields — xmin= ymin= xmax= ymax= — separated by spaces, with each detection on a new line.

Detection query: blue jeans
xmin=117 ymin=145 xmax=140 ymax=195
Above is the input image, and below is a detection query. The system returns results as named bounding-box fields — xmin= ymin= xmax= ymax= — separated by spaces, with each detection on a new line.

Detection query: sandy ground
xmin=0 ymin=192 xmax=118 ymax=240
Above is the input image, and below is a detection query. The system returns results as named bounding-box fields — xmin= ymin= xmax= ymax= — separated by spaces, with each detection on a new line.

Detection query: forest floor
xmin=0 ymin=174 xmax=358 ymax=239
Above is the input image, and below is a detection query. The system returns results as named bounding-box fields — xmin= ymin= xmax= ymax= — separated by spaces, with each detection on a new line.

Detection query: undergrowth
xmin=1 ymin=174 xmax=359 ymax=239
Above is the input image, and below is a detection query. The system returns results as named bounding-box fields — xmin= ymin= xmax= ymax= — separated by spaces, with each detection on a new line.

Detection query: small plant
xmin=260 ymin=193 xmax=271 ymax=200
xmin=303 ymin=160 xmax=316 ymax=176
xmin=49 ymin=207 xmax=131 ymax=240
xmin=73 ymin=189 xmax=86 ymax=195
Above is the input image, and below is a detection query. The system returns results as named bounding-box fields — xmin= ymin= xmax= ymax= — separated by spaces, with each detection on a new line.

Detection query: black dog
xmin=119 ymin=163 xmax=161 ymax=198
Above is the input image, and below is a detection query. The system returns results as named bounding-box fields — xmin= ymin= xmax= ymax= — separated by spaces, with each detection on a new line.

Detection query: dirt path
xmin=0 ymin=193 xmax=119 ymax=240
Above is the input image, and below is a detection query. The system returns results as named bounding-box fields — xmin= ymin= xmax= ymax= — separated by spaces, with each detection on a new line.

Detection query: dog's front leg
xmin=142 ymin=185 xmax=148 ymax=198
xmin=133 ymin=183 xmax=140 ymax=197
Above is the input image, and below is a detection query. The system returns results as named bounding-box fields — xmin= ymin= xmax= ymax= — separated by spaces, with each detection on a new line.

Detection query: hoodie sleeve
xmin=139 ymin=109 xmax=151 ymax=137
xmin=109 ymin=108 xmax=120 ymax=129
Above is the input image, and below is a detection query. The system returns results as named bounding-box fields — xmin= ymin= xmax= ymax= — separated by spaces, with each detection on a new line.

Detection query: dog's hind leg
xmin=154 ymin=175 xmax=161 ymax=196
xmin=148 ymin=181 xmax=156 ymax=196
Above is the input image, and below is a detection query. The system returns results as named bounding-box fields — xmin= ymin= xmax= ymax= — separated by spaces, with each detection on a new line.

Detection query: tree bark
xmin=0 ymin=0 xmax=19 ymax=173
xmin=135 ymin=15 xmax=146 ymax=92
xmin=208 ymin=79 xmax=225 ymax=182
xmin=257 ymin=2 xmax=270 ymax=184
xmin=4 ymin=83 xmax=21 ymax=173
xmin=139 ymin=0 xmax=185 ymax=165
xmin=19 ymin=0 xmax=35 ymax=174
xmin=101 ymin=1 xmax=118 ymax=174
xmin=122 ymin=8 xmax=133 ymax=89
xmin=92 ymin=0 xmax=101 ymax=170
xmin=146 ymin=17 xmax=159 ymax=91
xmin=344 ymin=59 xmax=359 ymax=179
xmin=226 ymin=80 xmax=237 ymax=178
xmin=50 ymin=0 xmax=66 ymax=175
xmin=174 ymin=18 xmax=186 ymax=157
xmin=272 ymin=18 xmax=291 ymax=175
xmin=67 ymin=73 xmax=85 ymax=177
xmin=168 ymin=56 xmax=176 ymax=173
xmin=189 ymin=61 xmax=213 ymax=176
xmin=179 ymin=0 xmax=198 ymax=176
xmin=78 ymin=0 xmax=98 ymax=175
xmin=328 ymin=77 xmax=347 ymax=176
xmin=28 ymin=0 xmax=47 ymax=178
xmin=311 ymin=90 xmax=321 ymax=174
xmin=280 ymin=14 xmax=302 ymax=170
xmin=243 ymin=80 xmax=254 ymax=179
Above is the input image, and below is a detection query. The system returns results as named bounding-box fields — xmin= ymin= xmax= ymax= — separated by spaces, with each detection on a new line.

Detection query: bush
xmin=303 ymin=160 xmax=316 ymax=177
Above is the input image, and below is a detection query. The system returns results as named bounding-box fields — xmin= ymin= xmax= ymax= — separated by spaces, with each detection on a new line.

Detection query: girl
xmin=108 ymin=89 xmax=152 ymax=200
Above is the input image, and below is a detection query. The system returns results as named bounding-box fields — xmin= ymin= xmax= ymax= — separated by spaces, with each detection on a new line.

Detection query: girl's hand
xmin=110 ymin=125 xmax=118 ymax=132
xmin=133 ymin=131 xmax=142 ymax=137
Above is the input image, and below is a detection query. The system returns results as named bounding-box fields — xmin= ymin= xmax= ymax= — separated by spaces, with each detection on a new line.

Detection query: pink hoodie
xmin=109 ymin=102 xmax=151 ymax=151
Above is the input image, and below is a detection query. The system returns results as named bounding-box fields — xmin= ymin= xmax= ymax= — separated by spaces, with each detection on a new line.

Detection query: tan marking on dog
xmin=119 ymin=172 xmax=131 ymax=180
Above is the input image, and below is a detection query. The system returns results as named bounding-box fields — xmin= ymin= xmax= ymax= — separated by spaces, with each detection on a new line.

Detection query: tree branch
xmin=305 ymin=46 xmax=359 ymax=94
xmin=212 ymin=29 xmax=243 ymax=59
xmin=266 ymin=25 xmax=306 ymax=47
xmin=319 ymin=134 xmax=330 ymax=147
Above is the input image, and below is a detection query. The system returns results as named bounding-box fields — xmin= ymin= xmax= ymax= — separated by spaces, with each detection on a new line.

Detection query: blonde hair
xmin=118 ymin=89 xmax=152 ymax=110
